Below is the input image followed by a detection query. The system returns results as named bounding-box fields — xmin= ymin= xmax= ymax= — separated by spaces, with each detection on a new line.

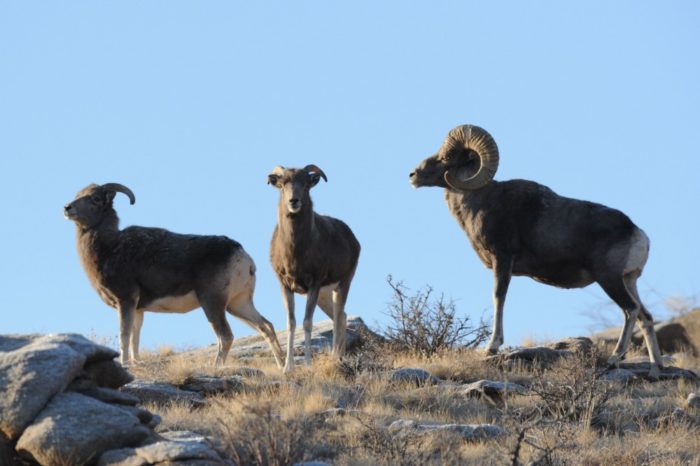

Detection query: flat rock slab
xmin=16 ymin=392 xmax=150 ymax=466
xmin=99 ymin=431 xmax=227 ymax=466
xmin=179 ymin=375 xmax=244 ymax=395
xmin=390 ymin=368 xmax=442 ymax=386
xmin=486 ymin=346 xmax=572 ymax=369
xmin=615 ymin=362 xmax=698 ymax=381
xmin=388 ymin=419 xmax=504 ymax=441
xmin=121 ymin=381 xmax=205 ymax=408
xmin=461 ymin=380 xmax=528 ymax=401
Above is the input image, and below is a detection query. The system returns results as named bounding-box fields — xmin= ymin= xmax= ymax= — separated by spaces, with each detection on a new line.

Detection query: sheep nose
xmin=64 ymin=204 xmax=72 ymax=211
xmin=409 ymin=171 xmax=416 ymax=178
xmin=289 ymin=198 xmax=299 ymax=205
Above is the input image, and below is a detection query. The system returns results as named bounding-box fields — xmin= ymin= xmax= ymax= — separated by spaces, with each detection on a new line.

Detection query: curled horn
xmin=101 ymin=183 xmax=136 ymax=205
xmin=443 ymin=125 xmax=499 ymax=191
xmin=303 ymin=164 xmax=327 ymax=182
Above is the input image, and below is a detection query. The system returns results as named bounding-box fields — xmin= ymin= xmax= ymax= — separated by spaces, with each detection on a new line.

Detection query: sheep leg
xmin=318 ymin=286 xmax=346 ymax=356
xmin=332 ymin=278 xmax=353 ymax=357
xmin=228 ymin=297 xmax=285 ymax=369
xmin=316 ymin=287 xmax=335 ymax=320
xmin=200 ymin=295 xmax=233 ymax=366
xmin=117 ymin=300 xmax=137 ymax=365
xmin=129 ymin=310 xmax=144 ymax=361
xmin=623 ymin=274 xmax=662 ymax=376
xmin=281 ymin=285 xmax=296 ymax=374
xmin=598 ymin=277 xmax=640 ymax=367
xmin=303 ymin=287 xmax=320 ymax=365
xmin=486 ymin=256 xmax=513 ymax=354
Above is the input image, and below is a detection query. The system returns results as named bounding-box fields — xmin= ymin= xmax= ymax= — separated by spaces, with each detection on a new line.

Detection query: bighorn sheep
xmin=64 ymin=183 xmax=285 ymax=367
xmin=410 ymin=125 xmax=663 ymax=375
xmin=268 ymin=165 xmax=361 ymax=373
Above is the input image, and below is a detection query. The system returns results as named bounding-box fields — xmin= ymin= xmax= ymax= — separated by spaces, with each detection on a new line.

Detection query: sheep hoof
xmin=606 ymin=354 xmax=623 ymax=367
xmin=647 ymin=364 xmax=661 ymax=379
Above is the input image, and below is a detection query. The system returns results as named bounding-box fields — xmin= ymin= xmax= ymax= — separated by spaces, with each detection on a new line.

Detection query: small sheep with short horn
xmin=64 ymin=183 xmax=285 ymax=367
xmin=410 ymin=125 xmax=663 ymax=376
xmin=268 ymin=165 xmax=361 ymax=373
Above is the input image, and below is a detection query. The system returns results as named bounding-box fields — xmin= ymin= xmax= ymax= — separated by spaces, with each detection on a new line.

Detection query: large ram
xmin=410 ymin=125 xmax=663 ymax=375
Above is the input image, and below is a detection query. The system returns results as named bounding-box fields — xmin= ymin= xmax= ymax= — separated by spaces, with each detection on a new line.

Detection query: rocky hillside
xmin=1 ymin=316 xmax=699 ymax=465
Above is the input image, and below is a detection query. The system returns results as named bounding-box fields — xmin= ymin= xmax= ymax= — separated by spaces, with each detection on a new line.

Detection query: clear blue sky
xmin=1 ymin=2 xmax=698 ymax=351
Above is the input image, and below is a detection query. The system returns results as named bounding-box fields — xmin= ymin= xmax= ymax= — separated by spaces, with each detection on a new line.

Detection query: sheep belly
xmin=142 ymin=291 xmax=200 ymax=313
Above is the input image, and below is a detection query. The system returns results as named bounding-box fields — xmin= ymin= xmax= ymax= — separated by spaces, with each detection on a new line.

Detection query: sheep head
xmin=268 ymin=165 xmax=327 ymax=214
xmin=410 ymin=125 xmax=499 ymax=191
xmin=64 ymin=183 xmax=135 ymax=228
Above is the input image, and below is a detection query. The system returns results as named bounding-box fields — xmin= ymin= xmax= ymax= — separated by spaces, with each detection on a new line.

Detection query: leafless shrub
xmin=381 ymin=276 xmax=490 ymax=358
xmin=350 ymin=413 xmax=431 ymax=466
xmin=216 ymin=400 xmax=307 ymax=466
xmin=502 ymin=349 xmax=619 ymax=465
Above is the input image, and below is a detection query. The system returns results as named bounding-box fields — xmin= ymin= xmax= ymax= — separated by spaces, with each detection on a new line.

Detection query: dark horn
xmin=101 ymin=183 xmax=136 ymax=205
xmin=303 ymin=164 xmax=327 ymax=182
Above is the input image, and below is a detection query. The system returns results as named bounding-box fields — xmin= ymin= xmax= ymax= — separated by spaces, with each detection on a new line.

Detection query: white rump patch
xmin=624 ymin=230 xmax=650 ymax=274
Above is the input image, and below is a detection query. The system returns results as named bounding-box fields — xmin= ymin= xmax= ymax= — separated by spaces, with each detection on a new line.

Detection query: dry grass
xmin=126 ymin=342 xmax=699 ymax=466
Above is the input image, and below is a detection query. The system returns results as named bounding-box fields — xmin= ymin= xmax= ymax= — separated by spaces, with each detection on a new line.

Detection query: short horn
xmin=101 ymin=183 xmax=136 ymax=205
xmin=303 ymin=164 xmax=327 ymax=182
xmin=443 ymin=125 xmax=499 ymax=191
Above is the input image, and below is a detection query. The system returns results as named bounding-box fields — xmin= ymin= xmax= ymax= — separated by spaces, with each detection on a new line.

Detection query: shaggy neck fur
xmin=76 ymin=208 xmax=120 ymax=287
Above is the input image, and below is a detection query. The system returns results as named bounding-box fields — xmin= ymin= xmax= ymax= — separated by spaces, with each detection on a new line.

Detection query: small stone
xmin=389 ymin=368 xmax=441 ymax=386
xmin=687 ymin=393 xmax=700 ymax=409
xmin=461 ymin=380 xmax=527 ymax=401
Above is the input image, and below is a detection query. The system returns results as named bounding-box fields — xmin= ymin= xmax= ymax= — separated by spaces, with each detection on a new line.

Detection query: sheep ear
xmin=268 ymin=174 xmax=280 ymax=187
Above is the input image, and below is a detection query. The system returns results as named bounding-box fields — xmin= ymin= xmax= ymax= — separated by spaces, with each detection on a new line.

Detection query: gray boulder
xmin=0 ymin=337 xmax=87 ymax=439
xmin=16 ymin=392 xmax=150 ymax=466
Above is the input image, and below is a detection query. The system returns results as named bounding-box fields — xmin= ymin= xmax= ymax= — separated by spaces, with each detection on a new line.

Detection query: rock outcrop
xmin=0 ymin=334 xmax=228 ymax=466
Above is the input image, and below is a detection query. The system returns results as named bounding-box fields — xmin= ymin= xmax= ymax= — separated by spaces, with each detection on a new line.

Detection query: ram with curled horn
xmin=64 ymin=182 xmax=285 ymax=368
xmin=410 ymin=124 xmax=663 ymax=377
